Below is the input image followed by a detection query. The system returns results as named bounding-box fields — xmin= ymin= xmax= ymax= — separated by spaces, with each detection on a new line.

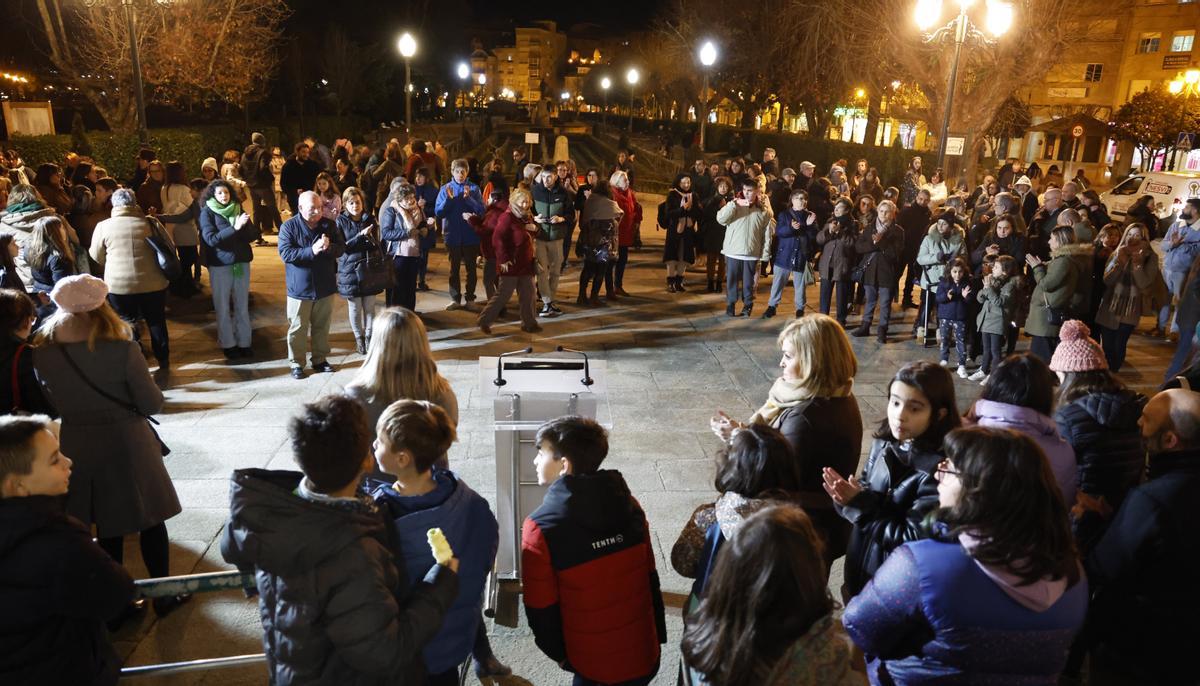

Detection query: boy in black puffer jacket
xmin=221 ymin=395 xmax=459 ymax=685
xmin=0 ymin=414 xmax=134 ymax=686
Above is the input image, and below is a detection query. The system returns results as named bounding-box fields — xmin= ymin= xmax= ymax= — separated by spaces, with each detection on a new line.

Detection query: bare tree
xmin=322 ymin=27 xmax=370 ymax=122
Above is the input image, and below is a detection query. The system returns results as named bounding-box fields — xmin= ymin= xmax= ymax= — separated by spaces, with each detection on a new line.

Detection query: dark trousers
xmin=604 ymin=262 xmax=616 ymax=295
xmin=109 ymin=289 xmax=169 ymax=367
xmin=579 ymin=261 xmax=606 ymax=298
xmin=98 ymin=521 xmax=169 ymax=578
xmin=916 ymin=289 xmax=935 ymax=332
xmin=1030 ymin=335 xmax=1059 ymax=363
xmin=1005 ymin=322 xmax=1019 ymax=355
xmin=725 ymin=257 xmax=757 ymax=307
xmin=447 ymin=244 xmax=480 ymax=303
xmin=177 ymin=245 xmax=200 ymax=282
xmin=862 ymin=284 xmax=894 ymax=331
xmin=704 ymin=249 xmax=725 ymax=286
xmin=902 ymin=256 xmax=920 ymax=303
xmin=418 ymin=245 xmax=432 ymax=284
xmin=1098 ymin=322 xmax=1136 ymax=372
xmin=615 ymin=246 xmax=630 ymax=288
xmin=939 ymin=319 xmax=968 ymax=365
xmin=562 ymin=224 xmax=575 ymax=264
xmin=249 ymin=186 xmax=281 ymax=234
xmin=819 ymin=277 xmax=851 ymax=323
xmin=1167 ymin=329 xmax=1196 ymax=381
xmin=981 ymin=332 xmax=1005 ymax=373
xmin=388 ymin=256 xmax=420 ymax=311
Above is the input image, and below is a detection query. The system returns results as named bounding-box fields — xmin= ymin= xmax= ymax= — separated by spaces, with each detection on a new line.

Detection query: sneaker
xmin=916 ymin=326 xmax=926 ymax=340
xmin=761 ymin=305 xmax=777 ymax=319
xmin=445 ymin=301 xmax=463 ymax=311
xmin=980 ymin=375 xmax=990 ymax=386
xmin=968 ymin=370 xmax=987 ymax=381
xmin=956 ymin=365 xmax=969 ymax=378
xmin=939 ymin=359 xmax=950 ymax=367
xmin=312 ymin=361 xmax=335 ymax=373
xmin=290 ymin=366 xmax=306 ymax=380
xmin=549 ymin=303 xmax=563 ymax=314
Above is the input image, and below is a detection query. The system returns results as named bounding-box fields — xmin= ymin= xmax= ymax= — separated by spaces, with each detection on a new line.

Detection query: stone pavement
xmin=111 ymin=196 xmax=1174 ymax=685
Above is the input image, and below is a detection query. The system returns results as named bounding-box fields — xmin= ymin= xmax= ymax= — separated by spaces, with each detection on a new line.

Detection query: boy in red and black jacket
xmin=522 ymin=416 xmax=667 ymax=686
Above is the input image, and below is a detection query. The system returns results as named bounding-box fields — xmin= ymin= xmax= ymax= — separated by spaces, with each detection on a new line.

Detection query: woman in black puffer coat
xmin=336 ymin=187 xmax=386 ymax=355
xmin=824 ymin=361 xmax=961 ymax=600
xmin=1051 ymin=324 xmax=1147 ymax=555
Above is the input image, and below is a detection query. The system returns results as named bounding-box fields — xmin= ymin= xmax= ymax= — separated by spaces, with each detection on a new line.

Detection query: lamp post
xmin=398 ymin=32 xmax=417 ymax=133
xmin=626 ymin=67 xmax=640 ymax=133
xmin=456 ymin=62 xmax=469 ymax=118
xmin=561 ymin=90 xmax=570 ymax=116
xmin=601 ymin=76 xmax=612 ymax=127
xmin=1169 ymin=69 xmax=1200 ymax=171
xmin=83 ymin=0 xmax=149 ymax=144
xmin=916 ymin=0 xmax=1012 ymax=172
xmin=698 ymin=41 xmax=717 ymax=152
xmin=477 ymin=73 xmax=487 ymax=108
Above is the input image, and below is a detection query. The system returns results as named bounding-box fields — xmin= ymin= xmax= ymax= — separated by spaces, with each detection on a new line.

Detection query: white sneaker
xmin=939 ymin=359 xmax=950 ymax=367
xmin=980 ymin=375 xmax=990 ymax=386
xmin=957 ymin=365 xmax=969 ymax=378
xmin=916 ymin=326 xmax=926 ymax=340
xmin=968 ymin=370 xmax=987 ymax=381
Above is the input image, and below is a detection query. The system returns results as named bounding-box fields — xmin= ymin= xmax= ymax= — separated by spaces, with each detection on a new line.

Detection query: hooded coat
xmin=335 ymin=210 xmax=385 ymax=299
xmin=917 ymin=224 xmax=967 ymax=288
xmin=663 ymin=184 xmax=702 ymax=264
xmin=522 ymin=469 xmax=667 ymax=684
xmin=1026 ymin=244 xmax=1086 ymax=338
xmin=1 ymin=204 xmax=81 ymax=292
xmin=970 ymin=399 xmax=1077 ymax=506
xmin=220 ymin=468 xmax=459 ymax=686
xmin=371 ymin=471 xmax=498 ymax=675
xmin=844 ymin=534 xmax=1087 ymax=685
xmin=816 ymin=215 xmax=859 ymax=281
xmin=0 ymin=496 xmax=134 ymax=686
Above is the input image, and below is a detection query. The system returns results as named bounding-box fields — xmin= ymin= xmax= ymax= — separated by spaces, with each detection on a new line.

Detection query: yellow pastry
xmin=427 ymin=527 xmax=454 ymax=565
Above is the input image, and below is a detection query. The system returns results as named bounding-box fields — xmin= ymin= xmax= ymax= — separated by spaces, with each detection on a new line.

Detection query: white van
xmin=1101 ymin=171 xmax=1200 ymax=230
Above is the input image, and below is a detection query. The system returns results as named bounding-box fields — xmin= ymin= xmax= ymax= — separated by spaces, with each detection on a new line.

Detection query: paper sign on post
xmin=524 ymin=132 xmax=540 ymax=144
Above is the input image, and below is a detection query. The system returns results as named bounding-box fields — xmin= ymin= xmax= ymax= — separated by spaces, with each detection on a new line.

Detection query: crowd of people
xmin=1 ymin=131 xmax=1199 ymax=686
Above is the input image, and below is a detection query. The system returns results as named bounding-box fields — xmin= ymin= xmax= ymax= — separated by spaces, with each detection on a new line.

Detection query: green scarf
xmin=4 ymin=199 xmax=43 ymax=215
xmin=206 ymin=196 xmax=240 ymax=222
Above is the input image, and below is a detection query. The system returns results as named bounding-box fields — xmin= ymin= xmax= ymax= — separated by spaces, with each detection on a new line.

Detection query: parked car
xmin=1100 ymin=170 xmax=1200 ymax=232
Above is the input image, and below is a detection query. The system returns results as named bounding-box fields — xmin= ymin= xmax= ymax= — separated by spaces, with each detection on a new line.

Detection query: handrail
xmin=121 ymin=654 xmax=267 ymax=677
xmin=133 ymin=570 xmax=255 ymax=599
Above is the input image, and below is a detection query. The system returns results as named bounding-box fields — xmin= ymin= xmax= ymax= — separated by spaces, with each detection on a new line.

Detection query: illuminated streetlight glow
xmin=914 ymin=0 xmax=942 ymax=31
xmin=985 ymin=0 xmax=1013 ymax=36
xmin=601 ymin=76 xmax=612 ymax=90
xmin=855 ymin=87 xmax=866 ymax=99
xmin=626 ymin=68 xmax=640 ymax=85
xmin=457 ymin=63 xmax=469 ymax=80
xmin=561 ymin=91 xmax=570 ymax=100
xmin=699 ymin=41 xmax=718 ymax=67
xmin=1187 ymin=69 xmax=1200 ymax=84
xmin=478 ymin=74 xmax=487 ymax=85
xmin=398 ymin=32 xmax=417 ymax=58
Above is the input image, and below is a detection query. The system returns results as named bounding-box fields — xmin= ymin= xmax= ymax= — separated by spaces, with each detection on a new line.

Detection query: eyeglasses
xmin=936 ymin=459 xmax=959 ymax=478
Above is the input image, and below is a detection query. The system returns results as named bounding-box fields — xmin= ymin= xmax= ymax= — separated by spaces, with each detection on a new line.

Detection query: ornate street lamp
xmin=456 ymin=61 xmax=469 ymax=117
xmin=398 ymin=32 xmax=417 ymax=133
xmin=916 ymin=0 xmax=1013 ymax=170
xmin=601 ymin=76 xmax=612 ymax=127
xmin=698 ymin=41 xmax=718 ymax=152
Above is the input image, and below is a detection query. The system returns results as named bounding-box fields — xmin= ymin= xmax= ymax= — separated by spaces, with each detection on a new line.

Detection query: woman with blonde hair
xmin=1095 ymin=222 xmax=1163 ymax=371
xmin=710 ymin=314 xmax=862 ymax=568
xmin=32 ymin=274 xmax=187 ymax=618
xmin=344 ymin=307 xmax=457 ymax=452
xmin=478 ymin=186 xmax=541 ymax=334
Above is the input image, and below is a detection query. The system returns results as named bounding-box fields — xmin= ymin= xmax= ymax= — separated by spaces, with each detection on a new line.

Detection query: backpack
xmin=656 ymin=200 xmax=669 ymax=230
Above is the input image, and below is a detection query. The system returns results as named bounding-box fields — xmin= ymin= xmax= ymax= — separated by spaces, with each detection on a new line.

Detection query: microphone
xmin=494 ymin=347 xmax=533 ymax=387
xmin=555 ymin=346 xmax=594 ymax=387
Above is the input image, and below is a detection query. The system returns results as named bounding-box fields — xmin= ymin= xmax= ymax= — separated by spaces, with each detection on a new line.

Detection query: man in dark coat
xmin=278 ymin=191 xmax=345 ymax=379
xmin=1028 ymin=187 xmax=1067 ymax=262
xmin=511 ymin=147 xmax=530 ymax=189
xmin=242 ymin=132 xmax=281 ymax=240
xmin=688 ymin=159 xmax=714 ymax=201
xmin=0 ymin=415 xmax=135 ymax=686
xmin=221 ymin=395 xmax=459 ymax=686
xmin=1085 ymin=389 xmax=1200 ymax=685
xmin=897 ymin=188 xmax=933 ymax=308
xmin=280 ymin=142 xmax=322 ymax=215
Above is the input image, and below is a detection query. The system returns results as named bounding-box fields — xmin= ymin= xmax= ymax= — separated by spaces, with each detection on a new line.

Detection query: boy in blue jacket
xmin=371 ymin=399 xmax=510 ymax=686
xmin=434 ymin=159 xmax=485 ymax=310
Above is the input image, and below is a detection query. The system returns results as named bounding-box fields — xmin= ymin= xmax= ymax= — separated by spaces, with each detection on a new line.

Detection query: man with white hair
xmin=278 ymin=191 xmax=344 ymax=379
xmin=89 ymin=187 xmax=172 ymax=375
xmin=1028 ymin=187 xmax=1066 ymax=262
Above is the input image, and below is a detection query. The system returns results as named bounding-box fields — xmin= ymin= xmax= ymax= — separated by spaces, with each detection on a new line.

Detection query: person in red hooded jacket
xmin=467 ymin=189 xmax=509 ymax=302
xmin=477 ymin=187 xmax=540 ymax=335
xmin=610 ymin=170 xmax=641 ymax=297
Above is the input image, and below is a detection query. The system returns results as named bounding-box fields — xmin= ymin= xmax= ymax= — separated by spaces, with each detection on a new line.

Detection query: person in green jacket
xmin=974 ymin=254 xmax=1022 ymax=382
xmin=1025 ymin=226 xmax=1082 ymax=362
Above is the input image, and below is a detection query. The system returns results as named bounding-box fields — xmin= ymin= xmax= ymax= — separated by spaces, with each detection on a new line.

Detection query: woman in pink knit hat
xmin=1050 ymin=320 xmax=1148 ymax=555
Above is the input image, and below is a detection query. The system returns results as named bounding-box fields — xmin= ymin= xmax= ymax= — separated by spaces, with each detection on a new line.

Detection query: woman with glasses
xmin=844 ymin=426 xmax=1086 ymax=684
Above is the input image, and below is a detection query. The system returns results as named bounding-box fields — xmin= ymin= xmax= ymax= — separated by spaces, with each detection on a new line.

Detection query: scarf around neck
xmin=206 ymin=196 xmax=240 ymax=222
xmin=751 ymin=377 xmax=852 ymax=425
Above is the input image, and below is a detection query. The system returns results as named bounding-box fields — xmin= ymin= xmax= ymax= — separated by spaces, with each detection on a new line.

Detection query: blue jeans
xmin=939 ymin=319 xmax=968 ymax=366
xmin=208 ymin=263 xmax=252 ymax=348
xmin=1167 ymin=329 xmax=1197 ymax=380
xmin=861 ymin=284 xmax=893 ymax=331
xmin=767 ymin=267 xmax=808 ymax=310
xmin=1098 ymin=322 xmax=1136 ymax=372
xmin=820 ymin=278 xmax=851 ymax=323
xmin=725 ymin=257 xmax=757 ymax=308
xmin=1161 ymin=270 xmax=1187 ymax=331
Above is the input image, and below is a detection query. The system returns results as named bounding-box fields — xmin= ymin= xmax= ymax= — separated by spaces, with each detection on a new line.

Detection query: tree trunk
xmin=777 ymin=103 xmax=785 ymax=132
xmin=740 ymin=105 xmax=756 ymax=130
xmin=865 ymin=93 xmax=881 ymax=147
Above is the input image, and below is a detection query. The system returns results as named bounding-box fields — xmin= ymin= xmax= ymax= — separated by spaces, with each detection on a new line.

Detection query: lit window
xmin=1173 ymin=31 xmax=1195 ymax=52
xmin=1139 ymin=32 xmax=1161 ymax=53
xmin=1084 ymin=64 xmax=1104 ymax=82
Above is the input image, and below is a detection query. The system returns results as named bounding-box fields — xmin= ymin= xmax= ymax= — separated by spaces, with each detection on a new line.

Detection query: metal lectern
xmin=477 ymin=349 xmax=609 ymax=626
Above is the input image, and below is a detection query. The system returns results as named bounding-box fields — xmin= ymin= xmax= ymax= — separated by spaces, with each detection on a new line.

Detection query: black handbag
xmin=1042 ymin=291 xmax=1073 ymax=327
xmin=145 ymin=217 xmax=182 ymax=281
xmin=851 ymin=253 xmax=876 ymax=284
xmin=355 ymin=236 xmax=396 ymax=294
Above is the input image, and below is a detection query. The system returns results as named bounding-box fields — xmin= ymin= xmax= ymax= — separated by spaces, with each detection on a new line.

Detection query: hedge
xmin=8 ymin=114 xmax=372 ymax=181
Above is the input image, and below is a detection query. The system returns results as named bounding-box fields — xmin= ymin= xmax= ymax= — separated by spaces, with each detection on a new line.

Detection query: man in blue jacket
xmin=434 ymin=159 xmax=485 ymax=311
xmin=1162 ymin=199 xmax=1200 ymax=335
xmin=278 ymin=191 xmax=345 ymax=379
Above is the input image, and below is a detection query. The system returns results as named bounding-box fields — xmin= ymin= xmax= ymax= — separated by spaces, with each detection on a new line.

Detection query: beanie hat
xmin=201 ymin=157 xmax=219 ymax=173
xmin=780 ymin=167 xmax=796 ymax=177
xmin=50 ymin=274 xmax=109 ymax=314
xmin=251 ymin=132 xmax=266 ymax=146
xmin=1049 ymin=320 xmax=1107 ymax=373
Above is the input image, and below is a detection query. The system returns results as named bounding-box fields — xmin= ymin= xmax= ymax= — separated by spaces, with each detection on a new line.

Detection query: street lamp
xmin=83 ymin=0 xmax=150 ymax=144
xmin=1168 ymin=69 xmax=1200 ymax=170
xmin=456 ymin=62 xmax=469 ymax=118
xmin=601 ymin=76 xmax=612 ymax=127
xmin=916 ymin=0 xmax=1013 ymax=171
xmin=626 ymin=67 xmax=640 ymax=133
xmin=698 ymin=40 xmax=718 ymax=152
xmin=398 ymin=32 xmax=417 ymax=133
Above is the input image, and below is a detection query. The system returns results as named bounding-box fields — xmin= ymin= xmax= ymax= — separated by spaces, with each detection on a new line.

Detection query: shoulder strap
xmin=10 ymin=343 xmax=26 ymax=412
xmin=59 ymin=346 xmax=158 ymax=424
